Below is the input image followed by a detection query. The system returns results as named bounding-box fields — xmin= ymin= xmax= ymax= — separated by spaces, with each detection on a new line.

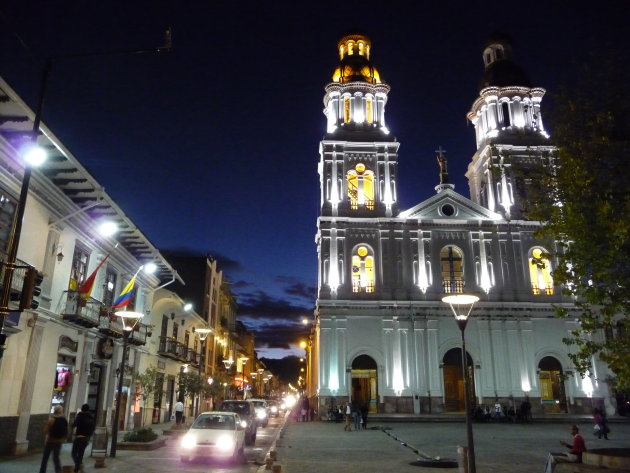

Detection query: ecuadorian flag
xmin=112 ymin=275 xmax=137 ymax=308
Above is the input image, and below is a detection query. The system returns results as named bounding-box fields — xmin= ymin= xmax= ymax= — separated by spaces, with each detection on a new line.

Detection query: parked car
xmin=218 ymin=400 xmax=257 ymax=445
xmin=249 ymin=398 xmax=269 ymax=427
xmin=179 ymin=412 xmax=245 ymax=463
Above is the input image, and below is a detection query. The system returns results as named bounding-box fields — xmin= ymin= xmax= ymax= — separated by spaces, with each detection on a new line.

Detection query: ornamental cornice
xmin=325 ymin=81 xmax=391 ymax=97
xmin=467 ymin=86 xmax=546 ymax=120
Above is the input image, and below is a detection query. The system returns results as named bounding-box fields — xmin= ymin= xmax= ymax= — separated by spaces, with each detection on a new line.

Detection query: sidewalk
xmin=272 ymin=415 xmax=630 ymax=473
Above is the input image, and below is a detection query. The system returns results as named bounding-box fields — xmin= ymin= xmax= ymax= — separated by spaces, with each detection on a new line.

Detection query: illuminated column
xmin=328 ymin=228 xmax=339 ymax=294
xmin=416 ymin=231 xmax=429 ymax=292
xmin=477 ymin=231 xmax=492 ymax=293
xmin=330 ymin=151 xmax=340 ymax=215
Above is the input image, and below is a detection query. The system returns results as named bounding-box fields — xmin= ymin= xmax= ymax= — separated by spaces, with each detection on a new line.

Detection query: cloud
xmin=237 ymin=290 xmax=310 ymax=319
xmin=239 ymin=316 xmax=310 ymax=350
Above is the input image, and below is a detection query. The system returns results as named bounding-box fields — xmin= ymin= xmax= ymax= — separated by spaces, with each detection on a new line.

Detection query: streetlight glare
xmin=299 ymin=340 xmax=307 ymax=349
xmin=23 ymin=145 xmax=47 ymax=167
xmin=442 ymin=294 xmax=479 ymax=305
xmin=183 ymin=302 xmax=193 ymax=312
xmin=143 ymin=262 xmax=158 ymax=274
xmin=98 ymin=220 xmax=118 ymax=237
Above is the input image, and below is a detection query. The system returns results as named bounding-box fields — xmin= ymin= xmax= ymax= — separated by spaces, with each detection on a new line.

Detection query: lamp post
xmin=109 ymin=310 xmax=144 ymax=458
xmin=194 ymin=328 xmax=211 ymax=416
xmin=239 ymin=357 xmax=249 ymax=399
xmin=222 ymin=357 xmax=234 ymax=400
xmin=442 ymin=294 xmax=479 ymax=473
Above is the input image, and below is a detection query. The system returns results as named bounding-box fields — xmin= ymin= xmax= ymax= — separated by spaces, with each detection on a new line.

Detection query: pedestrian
xmin=592 ymin=407 xmax=609 ymax=439
xmin=71 ymin=403 xmax=94 ymax=473
xmin=39 ymin=405 xmax=68 ymax=473
xmin=174 ymin=398 xmax=184 ymax=426
xmin=361 ymin=403 xmax=368 ymax=430
xmin=352 ymin=402 xmax=361 ymax=430
xmin=343 ymin=402 xmax=352 ymax=431
xmin=544 ymin=424 xmax=587 ymax=473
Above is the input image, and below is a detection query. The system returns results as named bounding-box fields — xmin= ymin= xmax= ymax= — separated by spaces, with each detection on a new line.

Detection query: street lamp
xmin=442 ymin=294 xmax=479 ymax=473
xmin=194 ymin=327 xmax=211 ymax=416
xmin=109 ymin=310 xmax=144 ymax=458
xmin=222 ymin=357 xmax=234 ymax=400
xmin=239 ymin=357 xmax=249 ymax=399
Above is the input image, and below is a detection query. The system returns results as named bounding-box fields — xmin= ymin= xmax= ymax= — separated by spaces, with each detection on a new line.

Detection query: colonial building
xmin=313 ymin=33 xmax=614 ymax=416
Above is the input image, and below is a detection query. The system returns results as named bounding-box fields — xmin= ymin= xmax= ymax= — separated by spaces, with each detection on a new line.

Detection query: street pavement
xmin=1 ymin=414 xmax=628 ymax=473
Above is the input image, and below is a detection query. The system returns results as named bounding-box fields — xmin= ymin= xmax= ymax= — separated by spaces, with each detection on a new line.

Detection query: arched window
xmin=501 ymin=102 xmax=511 ymax=126
xmin=351 ymin=245 xmax=375 ymax=293
xmin=529 ymin=247 xmax=553 ymax=295
xmin=343 ymin=97 xmax=351 ymax=123
xmin=366 ymin=97 xmax=373 ymax=124
xmin=440 ymin=246 xmax=464 ymax=293
xmin=347 ymin=163 xmax=375 ymax=210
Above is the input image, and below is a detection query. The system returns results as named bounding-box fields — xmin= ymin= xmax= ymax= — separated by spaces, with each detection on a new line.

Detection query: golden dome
xmin=331 ymin=34 xmax=382 ymax=84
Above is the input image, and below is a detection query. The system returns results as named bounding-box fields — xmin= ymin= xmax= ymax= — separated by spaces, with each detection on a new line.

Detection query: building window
xmin=0 ymin=188 xmax=17 ymax=253
xmin=529 ymin=247 xmax=553 ymax=295
xmin=343 ymin=97 xmax=351 ymax=123
xmin=351 ymin=245 xmax=375 ymax=293
xmin=441 ymin=246 xmax=464 ymax=293
xmin=103 ymin=267 xmax=117 ymax=307
xmin=347 ymin=163 xmax=375 ymax=210
xmin=502 ymin=102 xmax=511 ymax=126
xmin=366 ymin=97 xmax=373 ymax=124
xmin=69 ymin=244 xmax=90 ymax=291
xmin=173 ymin=322 xmax=179 ymax=340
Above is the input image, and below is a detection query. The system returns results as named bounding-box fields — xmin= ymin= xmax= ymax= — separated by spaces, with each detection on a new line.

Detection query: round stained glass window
xmin=357 ymin=246 xmax=368 ymax=257
xmin=532 ymin=248 xmax=543 ymax=259
xmin=355 ymin=163 xmax=366 ymax=173
xmin=352 ymin=265 xmax=360 ymax=273
xmin=441 ymin=204 xmax=455 ymax=216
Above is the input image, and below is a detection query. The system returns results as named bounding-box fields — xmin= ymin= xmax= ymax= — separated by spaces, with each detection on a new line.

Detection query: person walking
xmin=343 ymin=402 xmax=352 ymax=431
xmin=174 ymin=398 xmax=184 ymax=426
xmin=593 ymin=407 xmax=610 ymax=439
xmin=39 ymin=405 xmax=68 ymax=473
xmin=360 ymin=403 xmax=368 ymax=430
xmin=71 ymin=404 xmax=94 ymax=473
xmin=352 ymin=402 xmax=361 ymax=430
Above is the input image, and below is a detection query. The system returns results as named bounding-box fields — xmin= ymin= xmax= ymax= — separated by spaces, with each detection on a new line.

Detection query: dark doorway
xmin=351 ymin=355 xmax=378 ymax=413
xmin=442 ymin=348 xmax=474 ymax=412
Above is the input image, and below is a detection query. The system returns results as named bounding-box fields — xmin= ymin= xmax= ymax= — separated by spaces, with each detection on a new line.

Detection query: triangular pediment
xmin=399 ymin=187 xmax=502 ymax=221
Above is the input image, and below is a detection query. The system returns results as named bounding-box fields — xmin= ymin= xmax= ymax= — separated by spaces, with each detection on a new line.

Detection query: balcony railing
xmin=187 ymin=348 xmax=199 ymax=366
xmin=158 ymin=336 xmax=189 ymax=362
xmin=98 ymin=311 xmax=124 ymax=337
xmin=351 ymin=280 xmax=375 ymax=293
xmin=62 ymin=291 xmax=102 ymax=328
xmin=442 ymin=279 xmax=465 ymax=294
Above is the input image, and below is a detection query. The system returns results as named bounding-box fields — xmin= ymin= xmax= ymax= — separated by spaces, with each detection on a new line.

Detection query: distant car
xmin=267 ymin=400 xmax=279 ymax=417
xmin=179 ymin=412 xmax=245 ymax=464
xmin=218 ymin=400 xmax=257 ymax=445
xmin=249 ymin=398 xmax=269 ymax=427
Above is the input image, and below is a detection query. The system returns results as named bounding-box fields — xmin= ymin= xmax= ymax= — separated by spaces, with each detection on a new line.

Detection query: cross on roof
xmin=435 ymin=146 xmax=447 ymax=158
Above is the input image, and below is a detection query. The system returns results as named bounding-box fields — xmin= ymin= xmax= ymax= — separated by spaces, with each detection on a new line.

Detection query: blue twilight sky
xmin=0 ymin=1 xmax=626 ymax=358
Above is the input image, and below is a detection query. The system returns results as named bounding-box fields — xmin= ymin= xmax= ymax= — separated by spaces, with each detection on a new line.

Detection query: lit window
xmin=344 ymin=97 xmax=351 ymax=123
xmin=347 ymin=164 xmax=374 ymax=210
xmin=529 ymin=248 xmax=553 ymax=295
xmin=352 ymin=245 xmax=375 ymax=293
xmin=348 ymin=42 xmax=354 ymax=55
xmin=366 ymin=98 xmax=373 ymax=124
xmin=358 ymin=41 xmax=364 ymax=55
xmin=441 ymin=246 xmax=464 ymax=293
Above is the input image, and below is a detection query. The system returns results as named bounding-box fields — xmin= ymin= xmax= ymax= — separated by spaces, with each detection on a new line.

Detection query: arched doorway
xmin=442 ymin=348 xmax=475 ymax=412
xmin=351 ymin=355 xmax=378 ymax=413
xmin=538 ymin=356 xmax=567 ymax=413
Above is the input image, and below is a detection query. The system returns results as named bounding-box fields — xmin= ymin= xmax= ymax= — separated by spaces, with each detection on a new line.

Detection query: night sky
xmin=1 ymin=1 xmax=626 ymax=358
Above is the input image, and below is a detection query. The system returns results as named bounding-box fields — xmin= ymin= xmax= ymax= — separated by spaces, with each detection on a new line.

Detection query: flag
xmin=78 ymin=254 xmax=110 ymax=300
xmin=112 ymin=275 xmax=137 ymax=309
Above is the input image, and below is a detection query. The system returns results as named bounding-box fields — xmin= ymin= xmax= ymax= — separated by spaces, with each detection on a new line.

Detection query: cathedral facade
xmin=313 ymin=33 xmax=614 ymax=416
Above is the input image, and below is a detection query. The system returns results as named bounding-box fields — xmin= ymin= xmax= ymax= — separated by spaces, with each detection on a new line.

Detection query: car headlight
xmin=216 ymin=435 xmax=235 ymax=451
xmin=256 ymin=410 xmax=267 ymax=419
xmin=270 ymin=406 xmax=278 ymax=413
xmin=180 ymin=434 xmax=196 ymax=449
xmin=240 ymin=420 xmax=248 ymax=428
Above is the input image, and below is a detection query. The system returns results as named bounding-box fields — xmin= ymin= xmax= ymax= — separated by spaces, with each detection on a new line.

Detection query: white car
xmin=179 ymin=411 xmax=246 ymax=463
xmin=249 ymin=398 xmax=269 ymax=427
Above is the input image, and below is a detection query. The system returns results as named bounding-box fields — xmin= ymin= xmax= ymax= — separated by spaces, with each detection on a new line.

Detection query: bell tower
xmin=465 ymin=33 xmax=556 ymax=220
xmin=318 ymin=34 xmax=400 ymax=219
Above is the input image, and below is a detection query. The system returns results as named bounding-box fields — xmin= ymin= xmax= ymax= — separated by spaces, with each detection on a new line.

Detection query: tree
xmin=177 ymin=371 xmax=212 ymax=416
xmin=134 ymin=366 xmax=164 ymax=427
xmin=526 ymin=50 xmax=630 ymax=392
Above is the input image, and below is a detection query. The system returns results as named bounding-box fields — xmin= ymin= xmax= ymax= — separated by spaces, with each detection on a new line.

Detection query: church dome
xmin=479 ymin=32 xmax=531 ymax=90
xmin=332 ymin=34 xmax=382 ymax=84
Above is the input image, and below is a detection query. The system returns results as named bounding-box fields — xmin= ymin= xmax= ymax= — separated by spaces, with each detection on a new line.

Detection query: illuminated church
xmin=313 ymin=33 xmax=615 ymax=415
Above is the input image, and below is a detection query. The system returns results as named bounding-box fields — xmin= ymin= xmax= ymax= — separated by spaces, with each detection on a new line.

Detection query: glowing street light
xmin=442 ymin=294 xmax=479 ymax=473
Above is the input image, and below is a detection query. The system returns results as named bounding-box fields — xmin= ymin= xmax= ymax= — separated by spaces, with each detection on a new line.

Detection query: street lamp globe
xmin=195 ymin=327 xmax=211 ymax=341
xmin=98 ymin=220 xmax=118 ymax=237
xmin=223 ymin=357 xmax=234 ymax=370
xmin=143 ymin=262 xmax=158 ymax=274
xmin=23 ymin=145 xmax=47 ymax=167
xmin=114 ymin=310 xmax=144 ymax=331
